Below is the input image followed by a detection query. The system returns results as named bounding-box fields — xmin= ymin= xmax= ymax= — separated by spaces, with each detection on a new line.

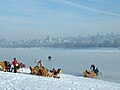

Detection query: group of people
xmin=90 ymin=64 xmax=99 ymax=75
xmin=1 ymin=57 xmax=100 ymax=78
xmin=84 ymin=64 xmax=99 ymax=77
xmin=30 ymin=60 xmax=62 ymax=78
xmin=3 ymin=61 xmax=11 ymax=72
xmin=0 ymin=58 xmax=25 ymax=73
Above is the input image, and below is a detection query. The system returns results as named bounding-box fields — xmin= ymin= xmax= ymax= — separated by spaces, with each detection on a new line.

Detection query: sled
xmin=83 ymin=70 xmax=96 ymax=78
xmin=0 ymin=62 xmax=6 ymax=71
xmin=30 ymin=66 xmax=62 ymax=78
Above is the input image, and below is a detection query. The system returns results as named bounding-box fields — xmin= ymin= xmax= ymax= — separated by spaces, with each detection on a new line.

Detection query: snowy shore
xmin=0 ymin=68 xmax=120 ymax=90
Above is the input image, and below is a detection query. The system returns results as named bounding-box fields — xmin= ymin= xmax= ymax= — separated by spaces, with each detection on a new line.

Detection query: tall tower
xmin=47 ymin=35 xmax=52 ymax=43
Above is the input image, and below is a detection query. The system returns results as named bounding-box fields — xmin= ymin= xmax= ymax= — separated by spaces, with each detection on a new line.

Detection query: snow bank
xmin=0 ymin=68 xmax=120 ymax=90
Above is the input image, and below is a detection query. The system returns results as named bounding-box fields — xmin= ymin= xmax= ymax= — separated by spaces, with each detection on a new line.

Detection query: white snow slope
xmin=0 ymin=68 xmax=120 ymax=90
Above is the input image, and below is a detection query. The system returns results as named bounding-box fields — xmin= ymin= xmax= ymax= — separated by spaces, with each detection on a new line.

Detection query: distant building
xmin=46 ymin=35 xmax=52 ymax=43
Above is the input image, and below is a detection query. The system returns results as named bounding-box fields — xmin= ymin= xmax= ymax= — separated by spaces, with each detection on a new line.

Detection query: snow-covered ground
xmin=0 ymin=68 xmax=120 ymax=90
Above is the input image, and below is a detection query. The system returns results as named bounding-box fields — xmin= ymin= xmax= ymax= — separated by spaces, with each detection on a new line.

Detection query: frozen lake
xmin=0 ymin=47 xmax=120 ymax=83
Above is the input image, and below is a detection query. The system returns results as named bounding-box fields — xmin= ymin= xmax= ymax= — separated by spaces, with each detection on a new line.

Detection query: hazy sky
xmin=0 ymin=0 xmax=120 ymax=40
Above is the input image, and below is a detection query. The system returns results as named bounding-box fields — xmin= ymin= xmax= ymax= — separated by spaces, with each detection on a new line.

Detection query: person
xmin=48 ymin=56 xmax=51 ymax=61
xmin=21 ymin=63 xmax=25 ymax=68
xmin=13 ymin=58 xmax=18 ymax=73
xmin=37 ymin=60 xmax=43 ymax=68
xmin=4 ymin=61 xmax=8 ymax=71
xmin=50 ymin=68 xmax=55 ymax=73
xmin=86 ymin=70 xmax=90 ymax=74
xmin=90 ymin=64 xmax=95 ymax=72
xmin=7 ymin=62 xmax=11 ymax=72
xmin=83 ymin=70 xmax=89 ymax=77
xmin=94 ymin=67 xmax=99 ymax=75
xmin=53 ymin=69 xmax=62 ymax=78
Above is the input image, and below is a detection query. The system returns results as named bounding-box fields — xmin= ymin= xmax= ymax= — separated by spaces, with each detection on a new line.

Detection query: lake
xmin=0 ymin=47 xmax=120 ymax=83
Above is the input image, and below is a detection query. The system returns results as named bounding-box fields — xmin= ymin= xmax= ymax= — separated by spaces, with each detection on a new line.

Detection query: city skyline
xmin=0 ymin=33 xmax=120 ymax=48
xmin=0 ymin=0 xmax=120 ymax=40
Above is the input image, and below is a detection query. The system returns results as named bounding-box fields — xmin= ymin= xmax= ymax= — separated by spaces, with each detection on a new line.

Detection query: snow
xmin=0 ymin=68 xmax=120 ymax=90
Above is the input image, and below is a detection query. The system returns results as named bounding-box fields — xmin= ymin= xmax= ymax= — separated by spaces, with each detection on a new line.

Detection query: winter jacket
xmin=13 ymin=60 xmax=17 ymax=66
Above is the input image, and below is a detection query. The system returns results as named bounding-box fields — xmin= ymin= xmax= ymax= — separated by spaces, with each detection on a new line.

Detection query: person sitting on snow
xmin=94 ymin=67 xmax=99 ymax=75
xmin=90 ymin=64 xmax=95 ymax=72
xmin=37 ymin=60 xmax=43 ymax=69
xmin=86 ymin=70 xmax=90 ymax=74
xmin=7 ymin=62 xmax=11 ymax=72
xmin=50 ymin=68 xmax=55 ymax=73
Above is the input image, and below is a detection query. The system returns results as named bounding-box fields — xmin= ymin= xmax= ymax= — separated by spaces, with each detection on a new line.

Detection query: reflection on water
xmin=0 ymin=48 xmax=120 ymax=83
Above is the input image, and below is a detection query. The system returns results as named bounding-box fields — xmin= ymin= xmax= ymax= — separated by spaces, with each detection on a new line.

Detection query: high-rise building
xmin=46 ymin=35 xmax=52 ymax=43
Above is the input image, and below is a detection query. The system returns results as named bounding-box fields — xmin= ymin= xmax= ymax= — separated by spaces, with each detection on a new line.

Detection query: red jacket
xmin=13 ymin=60 xmax=17 ymax=66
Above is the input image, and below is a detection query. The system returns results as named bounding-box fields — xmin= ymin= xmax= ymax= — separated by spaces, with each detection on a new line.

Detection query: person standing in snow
xmin=13 ymin=58 xmax=18 ymax=73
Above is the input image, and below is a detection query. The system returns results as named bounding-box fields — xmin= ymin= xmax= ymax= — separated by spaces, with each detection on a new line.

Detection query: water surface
xmin=0 ymin=48 xmax=120 ymax=83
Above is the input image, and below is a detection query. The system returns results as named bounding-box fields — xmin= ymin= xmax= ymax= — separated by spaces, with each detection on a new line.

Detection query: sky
xmin=0 ymin=0 xmax=120 ymax=40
